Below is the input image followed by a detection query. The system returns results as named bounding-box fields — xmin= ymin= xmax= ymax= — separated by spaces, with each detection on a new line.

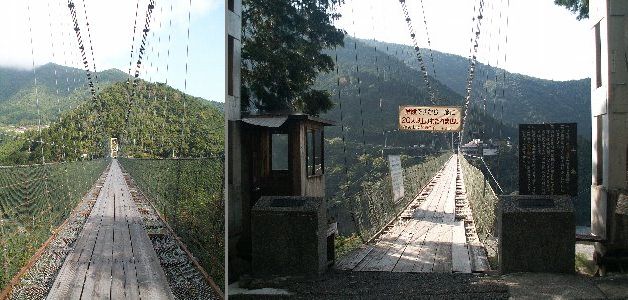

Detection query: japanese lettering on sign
xmin=398 ymin=106 xmax=462 ymax=132
xmin=519 ymin=123 xmax=577 ymax=196
xmin=388 ymin=155 xmax=405 ymax=203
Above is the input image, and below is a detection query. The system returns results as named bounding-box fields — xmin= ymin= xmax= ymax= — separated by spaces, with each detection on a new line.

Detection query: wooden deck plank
xmin=335 ymin=245 xmax=374 ymax=270
xmin=357 ymin=186 xmax=440 ymax=272
xmin=451 ymin=221 xmax=472 ymax=273
xmin=91 ymin=225 xmax=114 ymax=299
xmin=130 ymin=223 xmax=173 ymax=300
xmin=390 ymin=177 xmax=446 ymax=272
xmin=80 ymin=220 xmax=109 ymax=298
xmin=392 ymin=220 xmax=434 ymax=272
xmin=352 ymin=219 xmax=414 ymax=271
xmin=360 ymin=156 xmax=454 ymax=273
xmin=111 ymin=228 xmax=127 ymax=300
xmin=432 ymin=165 xmax=456 ymax=273
xmin=414 ymin=224 xmax=443 ymax=273
xmin=62 ymin=185 xmax=109 ymax=300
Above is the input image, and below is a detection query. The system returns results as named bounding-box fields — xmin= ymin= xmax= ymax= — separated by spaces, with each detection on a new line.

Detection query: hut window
xmin=227 ymin=35 xmax=235 ymax=96
xmin=271 ymin=134 xmax=289 ymax=170
xmin=307 ymin=128 xmax=324 ymax=176
xmin=595 ymin=116 xmax=604 ymax=185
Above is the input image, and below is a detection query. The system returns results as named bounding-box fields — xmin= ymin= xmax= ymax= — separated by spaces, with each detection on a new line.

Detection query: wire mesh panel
xmin=0 ymin=159 xmax=109 ymax=288
xmin=119 ymin=157 xmax=225 ymax=290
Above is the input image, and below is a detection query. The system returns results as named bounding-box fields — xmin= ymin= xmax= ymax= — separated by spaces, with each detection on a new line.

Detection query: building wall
xmin=298 ymin=122 xmax=326 ymax=197
xmin=590 ymin=0 xmax=628 ymax=249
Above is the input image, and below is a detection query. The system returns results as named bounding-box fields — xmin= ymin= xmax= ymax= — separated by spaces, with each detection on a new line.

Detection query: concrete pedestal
xmin=498 ymin=195 xmax=575 ymax=274
xmin=251 ymin=196 xmax=327 ymax=277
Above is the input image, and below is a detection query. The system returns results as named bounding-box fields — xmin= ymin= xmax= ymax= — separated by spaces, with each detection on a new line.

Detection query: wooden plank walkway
xmin=337 ymin=154 xmax=489 ymax=274
xmin=47 ymin=160 xmax=174 ymax=300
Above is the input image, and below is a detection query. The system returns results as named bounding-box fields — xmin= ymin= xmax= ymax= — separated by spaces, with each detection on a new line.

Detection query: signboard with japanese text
xmin=519 ymin=123 xmax=577 ymax=196
xmin=398 ymin=106 xmax=462 ymax=132
xmin=388 ymin=155 xmax=405 ymax=202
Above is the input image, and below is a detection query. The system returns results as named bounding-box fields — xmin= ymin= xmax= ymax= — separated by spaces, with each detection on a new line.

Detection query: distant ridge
xmin=0 ymin=63 xmax=223 ymax=125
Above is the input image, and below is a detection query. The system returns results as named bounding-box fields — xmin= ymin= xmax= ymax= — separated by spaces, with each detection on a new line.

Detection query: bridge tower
xmin=590 ymin=0 xmax=628 ymax=268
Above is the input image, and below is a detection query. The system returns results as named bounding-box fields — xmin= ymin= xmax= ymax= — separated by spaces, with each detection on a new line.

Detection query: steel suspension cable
xmin=418 ymin=0 xmax=438 ymax=83
xmin=26 ymin=2 xmax=45 ymax=165
xmin=66 ymin=1 xmax=96 ymax=101
xmin=398 ymin=0 xmax=435 ymax=103
xmin=348 ymin=0 xmax=367 ymax=155
xmin=459 ymin=0 xmax=485 ymax=145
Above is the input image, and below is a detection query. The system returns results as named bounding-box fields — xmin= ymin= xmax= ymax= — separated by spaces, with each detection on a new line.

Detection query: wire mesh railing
xmin=0 ymin=158 xmax=109 ymax=288
xmin=460 ymin=155 xmax=498 ymax=240
xmin=118 ymin=157 xmax=224 ymax=290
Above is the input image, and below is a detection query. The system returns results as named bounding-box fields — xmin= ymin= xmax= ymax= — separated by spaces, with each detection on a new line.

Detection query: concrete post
xmin=590 ymin=0 xmax=628 ymax=267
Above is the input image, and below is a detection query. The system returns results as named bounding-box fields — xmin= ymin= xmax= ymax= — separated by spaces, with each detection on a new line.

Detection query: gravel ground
xmin=230 ymin=271 xmax=509 ymax=299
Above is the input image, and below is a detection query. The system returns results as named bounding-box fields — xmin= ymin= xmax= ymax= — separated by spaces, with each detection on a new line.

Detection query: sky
xmin=0 ymin=0 xmax=591 ymax=104
xmin=0 ymin=0 xmax=225 ymax=102
xmin=335 ymin=0 xmax=592 ymax=82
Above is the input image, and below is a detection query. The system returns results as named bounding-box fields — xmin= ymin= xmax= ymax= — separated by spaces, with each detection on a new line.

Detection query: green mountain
xmin=0 ymin=63 xmax=224 ymax=125
xmin=0 ymin=64 xmax=128 ymax=125
xmin=0 ymin=80 xmax=224 ymax=164
xmin=361 ymin=39 xmax=592 ymax=136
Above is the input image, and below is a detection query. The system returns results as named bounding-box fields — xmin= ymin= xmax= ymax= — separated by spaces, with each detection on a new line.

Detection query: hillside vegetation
xmin=363 ymin=39 xmax=592 ymax=135
xmin=0 ymin=64 xmax=224 ymax=126
xmin=0 ymin=64 xmax=127 ymax=125
xmin=0 ymin=80 xmax=224 ymax=165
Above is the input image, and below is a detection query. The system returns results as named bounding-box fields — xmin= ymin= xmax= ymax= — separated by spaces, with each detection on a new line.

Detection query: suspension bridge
xmin=227 ymin=1 xmax=621 ymax=296
xmin=326 ymin=0 xmax=505 ymax=276
xmin=0 ymin=0 xmax=223 ymax=299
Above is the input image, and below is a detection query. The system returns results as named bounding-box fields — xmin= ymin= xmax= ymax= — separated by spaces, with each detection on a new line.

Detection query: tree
xmin=554 ymin=0 xmax=589 ymax=20
xmin=241 ymin=0 xmax=345 ymax=115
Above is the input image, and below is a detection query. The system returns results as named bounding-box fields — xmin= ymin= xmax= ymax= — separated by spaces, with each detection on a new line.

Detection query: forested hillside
xmin=0 ymin=64 xmax=224 ymax=125
xmin=0 ymin=80 xmax=224 ymax=165
xmin=0 ymin=64 xmax=127 ymax=125
xmin=362 ymin=39 xmax=592 ymax=135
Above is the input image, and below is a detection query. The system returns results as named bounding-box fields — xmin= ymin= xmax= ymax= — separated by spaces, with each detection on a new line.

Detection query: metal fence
xmin=0 ymin=159 xmax=109 ymax=288
xmin=118 ymin=157 xmax=225 ymax=290
xmin=460 ymin=156 xmax=499 ymax=240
